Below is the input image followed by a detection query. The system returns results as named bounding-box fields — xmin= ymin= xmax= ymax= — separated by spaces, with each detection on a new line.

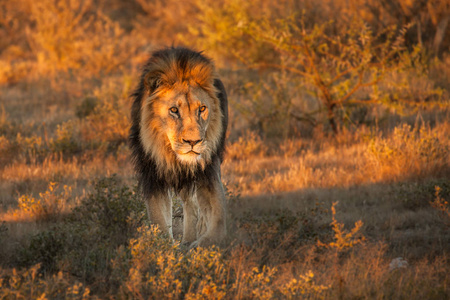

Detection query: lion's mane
xmin=129 ymin=47 xmax=228 ymax=196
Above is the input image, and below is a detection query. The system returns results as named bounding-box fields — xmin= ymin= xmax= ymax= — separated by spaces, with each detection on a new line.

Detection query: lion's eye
xmin=169 ymin=107 xmax=178 ymax=114
xmin=199 ymin=106 xmax=206 ymax=113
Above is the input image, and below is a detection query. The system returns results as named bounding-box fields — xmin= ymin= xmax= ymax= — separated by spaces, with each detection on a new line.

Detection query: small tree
xmin=241 ymin=16 xmax=429 ymax=134
xmin=189 ymin=1 xmax=446 ymax=135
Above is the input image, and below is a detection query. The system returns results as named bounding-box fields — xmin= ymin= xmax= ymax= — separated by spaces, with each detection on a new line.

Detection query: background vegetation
xmin=0 ymin=0 xmax=449 ymax=298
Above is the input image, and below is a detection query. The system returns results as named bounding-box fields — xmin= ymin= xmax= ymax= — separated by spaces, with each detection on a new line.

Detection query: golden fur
xmin=129 ymin=47 xmax=228 ymax=247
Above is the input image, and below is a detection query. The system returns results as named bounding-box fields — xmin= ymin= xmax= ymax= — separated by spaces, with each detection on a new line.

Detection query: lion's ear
xmin=144 ymin=71 xmax=162 ymax=94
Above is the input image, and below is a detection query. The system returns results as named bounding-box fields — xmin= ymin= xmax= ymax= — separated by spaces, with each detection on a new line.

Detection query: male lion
xmin=129 ymin=47 xmax=228 ymax=247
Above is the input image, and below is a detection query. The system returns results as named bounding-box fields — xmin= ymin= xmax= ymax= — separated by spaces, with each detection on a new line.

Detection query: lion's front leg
xmin=180 ymin=188 xmax=199 ymax=246
xmin=192 ymin=170 xmax=227 ymax=248
xmin=145 ymin=191 xmax=173 ymax=239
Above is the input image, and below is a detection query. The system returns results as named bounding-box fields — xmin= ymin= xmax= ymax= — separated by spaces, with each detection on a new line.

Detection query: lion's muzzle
xmin=182 ymin=138 xmax=203 ymax=147
xmin=172 ymin=137 xmax=207 ymax=164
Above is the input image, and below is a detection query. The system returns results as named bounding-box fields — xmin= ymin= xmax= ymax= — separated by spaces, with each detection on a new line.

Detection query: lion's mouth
xmin=184 ymin=150 xmax=200 ymax=155
xmin=172 ymin=141 xmax=205 ymax=162
xmin=174 ymin=149 xmax=203 ymax=164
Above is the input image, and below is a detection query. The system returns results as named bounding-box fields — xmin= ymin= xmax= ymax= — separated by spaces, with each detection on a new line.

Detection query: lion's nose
xmin=182 ymin=139 xmax=202 ymax=146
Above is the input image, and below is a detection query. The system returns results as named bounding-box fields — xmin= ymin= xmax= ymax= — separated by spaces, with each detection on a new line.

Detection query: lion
xmin=129 ymin=47 xmax=228 ymax=248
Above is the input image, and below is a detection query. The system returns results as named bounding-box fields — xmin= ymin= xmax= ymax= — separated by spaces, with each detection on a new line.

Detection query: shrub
xmin=279 ymin=270 xmax=329 ymax=299
xmin=70 ymin=176 xmax=145 ymax=243
xmin=190 ymin=0 xmax=446 ymax=134
xmin=227 ymin=131 xmax=266 ymax=160
xmin=25 ymin=0 xmax=136 ymax=78
xmin=393 ymin=178 xmax=450 ymax=211
xmin=367 ymin=123 xmax=449 ymax=180
xmin=15 ymin=176 xmax=146 ymax=286
xmin=236 ymin=73 xmax=308 ymax=139
xmin=0 ymin=264 xmax=91 ymax=300
xmin=0 ymin=112 xmax=49 ymax=163
xmin=79 ymin=78 xmax=130 ymax=152
xmin=0 ymin=0 xmax=141 ymax=84
xmin=118 ymin=225 xmax=229 ymax=299
xmin=118 ymin=225 xmax=328 ymax=299
xmin=60 ymin=176 xmax=145 ymax=284
xmin=317 ymin=202 xmax=365 ymax=252
xmin=76 ymin=97 xmax=99 ymax=119
xmin=0 ymin=131 xmax=48 ymax=165
xmin=16 ymin=230 xmax=65 ymax=274
xmin=13 ymin=182 xmax=71 ymax=222
xmin=49 ymin=120 xmax=81 ymax=155
xmin=431 ymin=186 xmax=450 ymax=223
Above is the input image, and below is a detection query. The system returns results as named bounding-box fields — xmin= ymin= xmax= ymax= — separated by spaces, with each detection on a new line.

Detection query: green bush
xmin=17 ymin=230 xmax=65 ymax=274
xmin=15 ymin=176 xmax=146 ymax=286
xmin=76 ymin=97 xmax=99 ymax=119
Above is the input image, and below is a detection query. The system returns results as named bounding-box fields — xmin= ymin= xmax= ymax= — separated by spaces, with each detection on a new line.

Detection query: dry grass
xmin=2 ymin=107 xmax=448 ymax=299
xmin=1 ymin=122 xmax=449 ymax=298
xmin=223 ymin=122 xmax=449 ymax=196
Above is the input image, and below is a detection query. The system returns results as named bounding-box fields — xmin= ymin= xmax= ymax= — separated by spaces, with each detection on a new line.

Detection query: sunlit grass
xmin=223 ymin=122 xmax=450 ymax=196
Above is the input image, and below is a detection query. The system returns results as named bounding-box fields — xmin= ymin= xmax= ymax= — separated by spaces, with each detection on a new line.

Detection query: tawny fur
xmin=129 ymin=47 xmax=228 ymax=247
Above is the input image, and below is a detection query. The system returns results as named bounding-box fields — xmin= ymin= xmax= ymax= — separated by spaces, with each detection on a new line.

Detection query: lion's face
xmin=161 ymin=86 xmax=211 ymax=164
xmin=140 ymin=82 xmax=222 ymax=172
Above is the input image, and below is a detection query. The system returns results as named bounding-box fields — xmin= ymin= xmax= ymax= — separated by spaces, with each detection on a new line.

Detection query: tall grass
xmin=222 ymin=121 xmax=449 ymax=197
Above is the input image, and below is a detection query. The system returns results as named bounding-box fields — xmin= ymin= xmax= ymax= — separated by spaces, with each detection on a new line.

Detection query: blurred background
xmin=1 ymin=0 xmax=449 ymax=139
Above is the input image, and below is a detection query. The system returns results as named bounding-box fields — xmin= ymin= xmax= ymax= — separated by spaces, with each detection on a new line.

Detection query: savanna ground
xmin=0 ymin=0 xmax=449 ymax=299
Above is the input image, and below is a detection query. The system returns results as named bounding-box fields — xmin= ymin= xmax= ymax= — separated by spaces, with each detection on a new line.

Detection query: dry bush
xmin=314 ymin=243 xmax=449 ymax=299
xmin=117 ymin=225 xmax=329 ymax=299
xmin=344 ymin=0 xmax=450 ymax=56
xmin=227 ymin=131 xmax=267 ymax=160
xmin=431 ymin=186 xmax=450 ymax=222
xmin=0 ymin=264 xmax=91 ymax=300
xmin=317 ymin=202 xmax=365 ymax=252
xmin=0 ymin=0 xmax=138 ymax=84
xmin=224 ymin=144 xmax=368 ymax=195
xmin=0 ymin=77 xmax=131 ymax=170
xmin=0 ymin=150 xmax=132 ymax=211
xmin=133 ymin=0 xmax=196 ymax=47
xmin=235 ymin=72 xmax=311 ymax=139
xmin=79 ymin=77 xmax=131 ymax=151
xmin=7 ymin=182 xmax=72 ymax=222
xmin=50 ymin=120 xmax=81 ymax=155
xmin=0 ymin=132 xmax=45 ymax=166
xmin=2 ymin=175 xmax=449 ymax=299
xmin=186 ymin=0 xmax=299 ymax=65
xmin=231 ymin=199 xmax=448 ymax=299
xmin=367 ymin=123 xmax=450 ymax=181
xmin=188 ymin=0 xmax=448 ymax=135
xmin=11 ymin=177 xmax=145 ymax=283
xmin=0 ymin=0 xmax=34 ymax=83
xmin=27 ymin=0 xmax=137 ymax=77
